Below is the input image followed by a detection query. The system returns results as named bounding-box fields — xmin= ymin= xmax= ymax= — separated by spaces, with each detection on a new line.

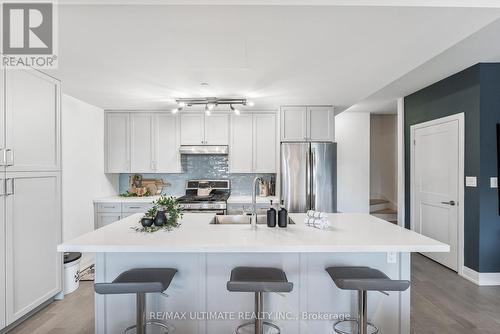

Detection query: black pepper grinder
xmin=278 ymin=200 xmax=288 ymax=228
xmin=267 ymin=200 xmax=276 ymax=227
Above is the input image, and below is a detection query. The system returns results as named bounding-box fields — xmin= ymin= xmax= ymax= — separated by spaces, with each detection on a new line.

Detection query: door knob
xmin=441 ymin=200 xmax=456 ymax=206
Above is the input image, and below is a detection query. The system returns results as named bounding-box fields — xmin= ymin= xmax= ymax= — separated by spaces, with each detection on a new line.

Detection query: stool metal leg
xmin=358 ymin=290 xmax=367 ymax=334
xmin=136 ymin=293 xmax=146 ymax=334
xmin=255 ymin=292 xmax=263 ymax=334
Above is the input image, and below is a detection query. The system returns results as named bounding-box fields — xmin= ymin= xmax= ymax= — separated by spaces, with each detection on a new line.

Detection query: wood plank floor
xmin=7 ymin=254 xmax=500 ymax=333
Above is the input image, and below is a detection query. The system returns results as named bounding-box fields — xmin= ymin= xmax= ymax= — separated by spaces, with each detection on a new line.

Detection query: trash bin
xmin=63 ymin=252 xmax=81 ymax=295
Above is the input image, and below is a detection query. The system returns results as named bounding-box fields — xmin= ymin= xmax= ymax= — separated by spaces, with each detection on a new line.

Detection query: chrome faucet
xmin=251 ymin=176 xmax=263 ymax=228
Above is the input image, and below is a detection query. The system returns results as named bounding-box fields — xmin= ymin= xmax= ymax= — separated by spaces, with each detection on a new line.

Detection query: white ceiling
xmin=49 ymin=4 xmax=500 ymax=111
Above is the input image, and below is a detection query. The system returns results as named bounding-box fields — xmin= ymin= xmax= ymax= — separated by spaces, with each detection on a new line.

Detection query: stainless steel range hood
xmin=179 ymin=145 xmax=229 ymax=155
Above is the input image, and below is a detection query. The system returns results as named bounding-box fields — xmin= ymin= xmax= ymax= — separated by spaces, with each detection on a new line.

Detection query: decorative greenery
xmin=144 ymin=207 xmax=157 ymax=218
xmin=131 ymin=195 xmax=183 ymax=233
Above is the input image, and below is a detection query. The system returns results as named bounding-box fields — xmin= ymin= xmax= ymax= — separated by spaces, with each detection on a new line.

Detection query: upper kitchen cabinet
xmin=130 ymin=113 xmax=154 ymax=173
xmin=230 ymin=114 xmax=253 ymax=173
xmin=280 ymin=106 xmax=307 ymax=141
xmin=105 ymin=113 xmax=130 ymax=173
xmin=205 ymin=114 xmax=229 ymax=145
xmin=230 ymin=112 xmax=277 ymax=173
xmin=180 ymin=114 xmax=205 ymax=145
xmin=5 ymin=69 xmax=61 ymax=172
xmin=280 ymin=106 xmax=334 ymax=142
xmin=154 ymin=114 xmax=181 ymax=173
xmin=253 ymin=114 xmax=277 ymax=173
xmin=180 ymin=113 xmax=229 ymax=146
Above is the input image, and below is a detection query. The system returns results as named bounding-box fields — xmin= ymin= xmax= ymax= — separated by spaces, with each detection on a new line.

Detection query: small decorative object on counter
xmin=269 ymin=176 xmax=276 ymax=196
xmin=141 ymin=207 xmax=155 ymax=227
xmin=304 ymin=210 xmax=330 ymax=229
xmin=267 ymin=200 xmax=276 ymax=227
xmin=132 ymin=195 xmax=183 ymax=233
xmin=132 ymin=174 xmax=143 ymax=188
xmin=278 ymin=200 xmax=288 ymax=228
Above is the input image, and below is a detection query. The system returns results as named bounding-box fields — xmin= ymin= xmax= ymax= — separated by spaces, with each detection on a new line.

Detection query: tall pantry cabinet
xmin=0 ymin=68 xmax=62 ymax=329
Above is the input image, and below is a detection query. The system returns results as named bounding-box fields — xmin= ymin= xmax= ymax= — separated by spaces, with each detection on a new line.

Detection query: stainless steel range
xmin=177 ymin=180 xmax=230 ymax=214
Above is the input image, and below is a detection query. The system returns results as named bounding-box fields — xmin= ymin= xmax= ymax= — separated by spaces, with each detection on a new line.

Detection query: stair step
xmin=370 ymin=199 xmax=389 ymax=206
xmin=370 ymin=208 xmax=397 ymax=214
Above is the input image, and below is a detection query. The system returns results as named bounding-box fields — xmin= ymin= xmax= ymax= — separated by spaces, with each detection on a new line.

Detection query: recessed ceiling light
xmin=200 ymin=82 xmax=209 ymax=87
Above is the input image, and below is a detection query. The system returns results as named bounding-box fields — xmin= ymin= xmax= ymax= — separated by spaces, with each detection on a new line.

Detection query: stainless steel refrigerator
xmin=281 ymin=142 xmax=337 ymax=213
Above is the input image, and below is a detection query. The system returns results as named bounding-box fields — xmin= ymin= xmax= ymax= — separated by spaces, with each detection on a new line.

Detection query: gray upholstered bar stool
xmin=227 ymin=267 xmax=293 ymax=334
xmin=95 ymin=268 xmax=177 ymax=334
xmin=325 ymin=266 xmax=410 ymax=334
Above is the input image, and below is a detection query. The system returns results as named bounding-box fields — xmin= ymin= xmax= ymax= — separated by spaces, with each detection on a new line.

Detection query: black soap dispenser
xmin=278 ymin=200 xmax=288 ymax=228
xmin=267 ymin=200 xmax=276 ymax=227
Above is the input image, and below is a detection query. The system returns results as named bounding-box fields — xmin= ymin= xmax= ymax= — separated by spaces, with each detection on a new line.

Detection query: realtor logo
xmin=1 ymin=1 xmax=58 ymax=68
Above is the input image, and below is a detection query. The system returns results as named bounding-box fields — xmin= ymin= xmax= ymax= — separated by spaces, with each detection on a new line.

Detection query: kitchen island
xmin=58 ymin=213 xmax=448 ymax=334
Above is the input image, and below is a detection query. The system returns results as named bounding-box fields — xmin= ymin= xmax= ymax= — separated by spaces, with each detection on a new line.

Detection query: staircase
xmin=370 ymin=198 xmax=397 ymax=224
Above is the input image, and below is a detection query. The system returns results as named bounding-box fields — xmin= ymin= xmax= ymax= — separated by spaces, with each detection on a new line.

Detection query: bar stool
xmin=95 ymin=268 xmax=177 ymax=334
xmin=227 ymin=267 xmax=293 ymax=334
xmin=325 ymin=266 xmax=410 ymax=334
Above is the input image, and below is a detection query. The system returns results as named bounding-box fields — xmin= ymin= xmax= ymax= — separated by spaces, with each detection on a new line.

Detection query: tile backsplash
xmin=119 ymin=154 xmax=275 ymax=196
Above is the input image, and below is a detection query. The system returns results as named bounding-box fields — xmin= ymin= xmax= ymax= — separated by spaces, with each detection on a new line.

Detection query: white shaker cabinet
xmin=154 ymin=114 xmax=181 ymax=173
xmin=180 ymin=114 xmax=205 ymax=145
xmin=280 ymin=106 xmax=334 ymax=142
xmin=5 ymin=171 xmax=61 ymax=324
xmin=308 ymin=106 xmax=335 ymax=141
xmin=253 ymin=114 xmax=276 ymax=173
xmin=130 ymin=114 xmax=154 ymax=173
xmin=229 ymin=113 xmax=277 ymax=173
xmin=280 ymin=106 xmax=307 ymax=141
xmin=230 ymin=114 xmax=253 ymax=173
xmin=180 ymin=113 xmax=229 ymax=146
xmin=5 ymin=69 xmax=61 ymax=172
xmin=105 ymin=113 xmax=130 ymax=173
xmin=205 ymin=114 xmax=229 ymax=145
xmin=96 ymin=212 xmax=122 ymax=229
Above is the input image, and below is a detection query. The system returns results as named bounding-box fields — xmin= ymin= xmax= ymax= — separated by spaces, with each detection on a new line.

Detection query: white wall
xmin=335 ymin=111 xmax=370 ymax=213
xmin=370 ymin=114 xmax=397 ymax=206
xmin=62 ymin=94 xmax=118 ymax=267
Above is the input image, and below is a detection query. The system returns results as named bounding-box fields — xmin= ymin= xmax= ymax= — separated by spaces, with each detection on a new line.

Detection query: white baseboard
xmin=461 ymin=266 xmax=500 ymax=286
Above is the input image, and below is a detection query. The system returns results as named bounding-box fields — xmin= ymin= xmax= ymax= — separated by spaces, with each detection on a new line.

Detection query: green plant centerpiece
xmin=132 ymin=195 xmax=183 ymax=233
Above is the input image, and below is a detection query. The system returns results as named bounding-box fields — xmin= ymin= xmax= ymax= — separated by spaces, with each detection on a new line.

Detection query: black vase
xmin=141 ymin=217 xmax=154 ymax=227
xmin=154 ymin=210 xmax=167 ymax=226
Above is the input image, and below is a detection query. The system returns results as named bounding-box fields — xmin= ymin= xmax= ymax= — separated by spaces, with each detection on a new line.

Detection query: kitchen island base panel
xmin=95 ymin=252 xmax=410 ymax=334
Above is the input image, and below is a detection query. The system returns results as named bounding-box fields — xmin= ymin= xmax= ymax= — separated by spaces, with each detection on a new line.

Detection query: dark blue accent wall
xmin=405 ymin=63 xmax=500 ymax=273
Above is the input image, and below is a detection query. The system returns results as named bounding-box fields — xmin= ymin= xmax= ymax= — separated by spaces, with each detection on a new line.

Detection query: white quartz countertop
xmin=58 ymin=213 xmax=449 ymax=253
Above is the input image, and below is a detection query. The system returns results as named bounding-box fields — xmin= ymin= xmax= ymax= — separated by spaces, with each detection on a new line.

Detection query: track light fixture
xmin=172 ymin=97 xmax=253 ymax=115
xmin=230 ymin=104 xmax=240 ymax=115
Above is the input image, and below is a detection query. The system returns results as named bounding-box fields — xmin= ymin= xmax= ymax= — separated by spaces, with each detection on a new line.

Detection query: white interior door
xmin=5 ymin=171 xmax=62 ymax=324
xmin=412 ymin=116 xmax=462 ymax=271
xmin=5 ymin=69 xmax=60 ymax=172
xmin=0 ymin=178 xmax=5 ymax=329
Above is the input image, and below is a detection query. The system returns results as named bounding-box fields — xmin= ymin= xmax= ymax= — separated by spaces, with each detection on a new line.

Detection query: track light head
xmin=230 ymin=104 xmax=240 ymax=115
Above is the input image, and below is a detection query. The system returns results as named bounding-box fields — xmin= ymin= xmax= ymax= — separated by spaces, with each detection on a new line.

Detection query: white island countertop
xmin=58 ymin=213 xmax=449 ymax=253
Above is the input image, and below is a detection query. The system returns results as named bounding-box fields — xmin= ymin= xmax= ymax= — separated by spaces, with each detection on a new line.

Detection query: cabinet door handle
xmin=0 ymin=179 xmax=5 ymax=196
xmin=6 ymin=178 xmax=14 ymax=196
xmin=4 ymin=149 xmax=14 ymax=167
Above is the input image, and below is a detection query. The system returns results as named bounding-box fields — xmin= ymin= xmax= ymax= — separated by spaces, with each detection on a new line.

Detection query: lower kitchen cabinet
xmin=4 ymin=171 xmax=62 ymax=325
xmin=0 ymin=177 xmax=5 ymax=329
xmin=96 ymin=212 xmax=122 ymax=229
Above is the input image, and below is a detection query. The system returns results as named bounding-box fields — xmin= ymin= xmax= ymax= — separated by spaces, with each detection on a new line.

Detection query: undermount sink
xmin=210 ymin=214 xmax=267 ymax=225
xmin=210 ymin=214 xmax=294 ymax=225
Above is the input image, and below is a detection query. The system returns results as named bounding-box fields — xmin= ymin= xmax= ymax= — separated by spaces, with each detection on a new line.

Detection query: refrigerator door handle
xmin=311 ymin=147 xmax=316 ymax=210
xmin=306 ymin=146 xmax=311 ymax=210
